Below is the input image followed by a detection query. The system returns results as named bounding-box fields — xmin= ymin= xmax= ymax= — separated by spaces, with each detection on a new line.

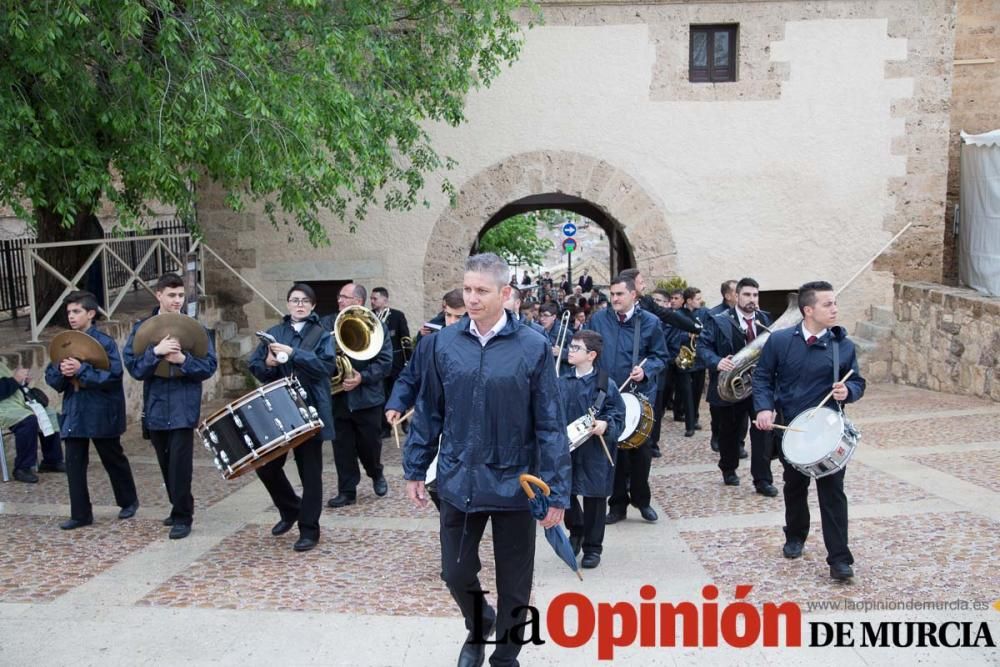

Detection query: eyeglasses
xmin=288 ymin=298 xmax=311 ymax=306
xmin=337 ymin=294 xmax=354 ymax=301
xmin=568 ymin=345 xmax=588 ymax=353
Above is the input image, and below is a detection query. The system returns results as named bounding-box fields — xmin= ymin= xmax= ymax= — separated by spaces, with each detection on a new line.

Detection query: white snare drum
xmin=618 ymin=392 xmax=654 ymax=450
xmin=782 ymin=406 xmax=860 ymax=479
xmin=567 ymin=412 xmax=596 ymax=452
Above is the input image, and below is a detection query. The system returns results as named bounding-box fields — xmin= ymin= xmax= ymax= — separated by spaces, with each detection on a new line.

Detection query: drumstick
xmin=771 ymin=424 xmax=806 ymax=433
xmin=618 ymin=358 xmax=648 ymax=393
xmin=392 ymin=408 xmax=415 ymax=449
xmin=597 ymin=434 xmax=615 ymax=467
xmin=808 ymin=369 xmax=855 ymax=419
xmin=399 ymin=408 xmax=415 ymax=423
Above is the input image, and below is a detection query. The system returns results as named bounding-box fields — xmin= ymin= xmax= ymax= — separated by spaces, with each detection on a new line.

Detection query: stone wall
xmin=943 ymin=0 xmax=1000 ymax=284
xmin=889 ymin=281 xmax=1000 ymax=401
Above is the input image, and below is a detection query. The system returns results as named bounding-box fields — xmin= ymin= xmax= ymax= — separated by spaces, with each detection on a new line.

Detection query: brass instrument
xmin=554 ymin=310 xmax=571 ymax=376
xmin=717 ymin=293 xmax=802 ymax=402
xmin=400 ymin=335 xmax=414 ymax=365
xmin=331 ymin=305 xmax=385 ymax=394
xmin=674 ymin=332 xmax=699 ymax=370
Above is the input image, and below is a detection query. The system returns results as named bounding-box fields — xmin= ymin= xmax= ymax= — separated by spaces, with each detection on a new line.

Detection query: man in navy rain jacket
xmin=754 ymin=281 xmax=866 ymax=582
xmin=124 ymin=273 xmax=217 ymax=539
xmin=404 ymin=253 xmax=570 ymax=667
xmin=584 ymin=273 xmax=668 ymax=525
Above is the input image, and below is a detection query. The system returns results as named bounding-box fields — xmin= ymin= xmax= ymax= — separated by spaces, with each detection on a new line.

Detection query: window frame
xmin=689 ymin=24 xmax=738 ymax=83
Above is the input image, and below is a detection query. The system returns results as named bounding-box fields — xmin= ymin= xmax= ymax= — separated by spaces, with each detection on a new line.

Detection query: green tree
xmin=0 ymin=0 xmax=532 ymax=312
xmin=478 ymin=214 xmax=553 ymax=269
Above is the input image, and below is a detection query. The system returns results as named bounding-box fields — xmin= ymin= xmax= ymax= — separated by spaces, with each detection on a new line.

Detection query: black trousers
xmin=332 ymin=402 xmax=384 ymax=496
xmin=609 ymin=442 xmax=652 ymax=512
xmin=439 ymin=501 xmax=535 ymax=667
xmin=255 ymin=433 xmax=323 ymax=540
xmin=149 ymin=429 xmax=194 ymax=525
xmin=65 ymin=437 xmax=138 ymax=522
xmin=649 ymin=370 xmax=668 ymax=447
xmin=11 ymin=415 xmax=63 ymax=471
xmin=566 ymin=496 xmax=606 ymax=555
xmin=715 ymin=399 xmax=773 ymax=486
xmin=674 ymin=370 xmax=705 ymax=431
xmin=780 ymin=447 xmax=852 ymax=566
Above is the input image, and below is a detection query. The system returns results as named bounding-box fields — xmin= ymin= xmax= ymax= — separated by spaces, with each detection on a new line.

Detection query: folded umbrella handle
xmin=519 ymin=473 xmax=551 ymax=499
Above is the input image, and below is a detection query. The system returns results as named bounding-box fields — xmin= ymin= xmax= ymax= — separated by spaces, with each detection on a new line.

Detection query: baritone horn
xmin=331 ymin=305 xmax=385 ymax=394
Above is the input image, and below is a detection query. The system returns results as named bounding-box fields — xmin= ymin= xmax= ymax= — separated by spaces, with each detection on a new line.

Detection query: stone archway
xmin=422 ymin=150 xmax=678 ymax=317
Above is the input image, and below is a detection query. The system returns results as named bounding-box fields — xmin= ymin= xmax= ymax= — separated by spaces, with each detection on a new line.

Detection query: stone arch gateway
xmin=421 ymin=150 xmax=678 ymax=316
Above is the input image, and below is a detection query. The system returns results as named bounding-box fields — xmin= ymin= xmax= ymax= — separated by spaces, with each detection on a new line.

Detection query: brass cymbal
xmin=48 ymin=331 xmax=110 ymax=370
xmin=133 ymin=313 xmax=210 ymax=378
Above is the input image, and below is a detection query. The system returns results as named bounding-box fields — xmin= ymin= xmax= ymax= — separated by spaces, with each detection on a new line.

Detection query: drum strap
xmin=631 ymin=313 xmax=641 ymax=369
xmin=592 ymin=369 xmax=610 ymax=414
xmin=831 ymin=338 xmax=841 ymax=410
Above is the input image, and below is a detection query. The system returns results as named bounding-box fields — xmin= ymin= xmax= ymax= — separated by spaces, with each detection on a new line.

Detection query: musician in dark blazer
xmin=584 ymin=274 xmax=668 ymax=524
xmin=370 ymin=287 xmax=409 ymax=435
xmin=46 ymin=291 xmax=137 ymax=529
xmin=577 ymin=269 xmax=594 ymax=294
xmin=124 ymin=273 xmax=217 ymax=540
xmin=698 ymin=278 xmax=776 ymax=495
xmin=668 ymin=287 xmax=708 ymax=437
xmin=248 ymin=283 xmax=336 ymax=552
xmin=754 ymin=281 xmax=866 ymax=581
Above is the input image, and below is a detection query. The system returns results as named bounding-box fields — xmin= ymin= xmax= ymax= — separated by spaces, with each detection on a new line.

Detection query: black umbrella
xmin=519 ymin=474 xmax=582 ymax=581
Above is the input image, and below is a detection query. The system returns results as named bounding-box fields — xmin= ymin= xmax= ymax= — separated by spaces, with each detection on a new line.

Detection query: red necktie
xmin=744 ymin=317 xmax=755 ymax=343
xmin=618 ymin=312 xmax=626 ymax=324
xmin=806 ymin=335 xmax=818 ymax=345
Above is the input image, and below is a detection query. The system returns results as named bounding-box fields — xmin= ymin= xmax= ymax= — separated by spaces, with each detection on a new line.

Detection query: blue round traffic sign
xmin=562 ymin=238 xmax=577 ymax=253
xmin=562 ymin=222 xmax=577 ymax=237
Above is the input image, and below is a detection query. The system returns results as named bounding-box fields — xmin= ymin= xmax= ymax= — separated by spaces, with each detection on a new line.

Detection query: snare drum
xmin=567 ymin=412 xmax=596 ymax=452
xmin=618 ymin=392 xmax=654 ymax=450
xmin=781 ymin=406 xmax=860 ymax=479
xmin=198 ymin=377 xmax=323 ymax=480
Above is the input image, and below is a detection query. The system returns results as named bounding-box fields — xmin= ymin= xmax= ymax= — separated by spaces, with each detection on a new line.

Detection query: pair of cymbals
xmin=133 ymin=313 xmax=210 ymax=378
xmin=49 ymin=331 xmax=110 ymax=370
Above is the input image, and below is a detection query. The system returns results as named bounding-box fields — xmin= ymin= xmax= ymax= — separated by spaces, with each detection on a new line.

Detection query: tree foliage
xmin=478 ymin=213 xmax=553 ymax=268
xmin=0 ymin=0 xmax=533 ymax=244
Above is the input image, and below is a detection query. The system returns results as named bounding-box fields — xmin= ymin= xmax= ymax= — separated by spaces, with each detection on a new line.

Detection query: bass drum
xmin=618 ymin=392 xmax=654 ymax=450
xmin=781 ymin=406 xmax=860 ymax=478
xmin=198 ymin=377 xmax=323 ymax=480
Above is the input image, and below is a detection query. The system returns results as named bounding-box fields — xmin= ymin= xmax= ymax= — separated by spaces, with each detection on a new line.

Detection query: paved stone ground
xmin=1 ymin=383 xmax=998 ymax=666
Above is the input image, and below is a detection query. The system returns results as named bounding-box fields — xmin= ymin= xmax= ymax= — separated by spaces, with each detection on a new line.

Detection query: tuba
xmin=717 ymin=293 xmax=802 ymax=402
xmin=331 ymin=305 xmax=385 ymax=394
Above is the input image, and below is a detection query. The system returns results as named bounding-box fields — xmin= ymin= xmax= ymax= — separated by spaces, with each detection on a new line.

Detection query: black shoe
xmin=60 ymin=517 xmax=93 ymax=530
xmin=163 ymin=516 xmax=174 ymax=527
xmin=783 ymin=539 xmax=804 ymax=559
xmin=326 ymin=494 xmax=356 ymax=508
xmin=13 ymin=468 xmax=38 ymax=483
xmin=605 ymin=511 xmax=626 ymax=525
xmin=569 ymin=534 xmax=582 ymax=557
xmin=693 ymin=423 xmax=702 ymax=431
xmin=710 ymin=437 xmax=719 ymax=452
xmin=723 ymin=473 xmax=740 ymax=486
xmin=458 ymin=617 xmax=495 ymax=667
xmin=293 ymin=537 xmax=318 ymax=552
xmin=118 ymin=501 xmax=139 ymax=519
xmin=581 ymin=553 xmax=601 ymax=569
xmin=373 ymin=476 xmax=388 ymax=497
xmin=830 ymin=562 xmax=854 ymax=580
xmin=650 ymin=446 xmax=662 ymax=458
xmin=739 ymin=446 xmax=748 ymax=459
xmin=684 ymin=429 xmax=695 ymax=437
xmin=169 ymin=523 xmax=191 ymax=540
xmin=37 ymin=461 xmax=66 ymax=473
xmin=639 ymin=506 xmax=658 ymax=522
xmin=271 ymin=519 xmax=296 ymax=536
xmin=755 ymin=483 xmax=778 ymax=497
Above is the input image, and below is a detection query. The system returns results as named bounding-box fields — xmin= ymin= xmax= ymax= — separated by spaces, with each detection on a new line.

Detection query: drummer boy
xmin=556 ymin=330 xmax=625 ymax=569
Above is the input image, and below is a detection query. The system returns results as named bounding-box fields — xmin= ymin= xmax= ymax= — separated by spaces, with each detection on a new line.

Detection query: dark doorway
xmin=299 ymin=279 xmax=352 ymax=319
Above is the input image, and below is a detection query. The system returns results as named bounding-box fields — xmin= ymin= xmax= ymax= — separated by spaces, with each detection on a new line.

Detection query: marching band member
xmin=698 ymin=278 xmax=776 ymax=494
xmin=46 ymin=291 xmax=138 ymax=529
xmin=404 ymin=253 xmax=569 ymax=667
xmin=647 ymin=289 xmax=673 ymax=458
xmin=124 ymin=273 xmax=217 ymax=539
xmin=670 ymin=287 xmax=708 ymax=437
xmin=370 ymin=287 xmax=410 ymax=437
xmin=503 ymin=286 xmax=546 ymax=336
xmin=754 ymin=281 xmax=866 ymax=581
xmin=325 ymin=283 xmax=393 ymax=508
xmin=584 ymin=274 xmax=668 ymax=524
xmin=559 ymin=330 xmax=625 ymax=569
xmin=708 ymin=280 xmax=738 ymax=453
xmin=248 ymin=283 xmax=335 ymax=552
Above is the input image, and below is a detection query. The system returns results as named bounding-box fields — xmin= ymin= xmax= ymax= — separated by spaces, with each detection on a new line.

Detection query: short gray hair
xmin=350 ymin=283 xmax=367 ymax=303
xmin=465 ymin=253 xmax=509 ymax=288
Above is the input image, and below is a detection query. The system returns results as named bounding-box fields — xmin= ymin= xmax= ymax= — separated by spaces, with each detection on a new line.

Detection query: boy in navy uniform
xmin=47 ymin=291 xmax=138 ymax=529
xmin=558 ymin=330 xmax=625 ymax=569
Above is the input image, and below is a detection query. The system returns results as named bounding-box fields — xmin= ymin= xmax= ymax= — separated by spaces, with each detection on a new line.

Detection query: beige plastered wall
xmin=200 ymin=0 xmax=955 ymax=333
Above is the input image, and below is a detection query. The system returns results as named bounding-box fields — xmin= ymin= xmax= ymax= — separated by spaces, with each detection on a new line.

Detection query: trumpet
xmin=554 ymin=310 xmax=571 ymax=376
